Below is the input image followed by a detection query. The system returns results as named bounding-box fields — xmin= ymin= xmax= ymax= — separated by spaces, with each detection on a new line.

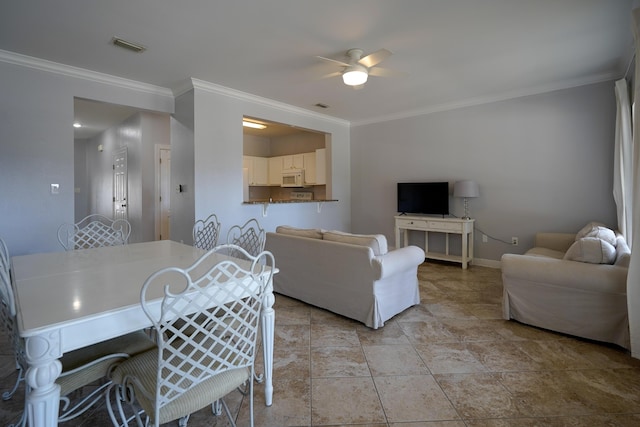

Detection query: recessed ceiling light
xmin=242 ymin=120 xmax=267 ymax=130
xmin=111 ymin=37 xmax=146 ymax=53
xmin=73 ymin=122 xmax=82 ymax=128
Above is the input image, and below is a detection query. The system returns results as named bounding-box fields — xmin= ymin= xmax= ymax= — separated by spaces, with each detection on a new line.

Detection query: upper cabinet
xmin=282 ymin=154 xmax=304 ymax=170
xmin=243 ymin=155 xmax=268 ymax=186
xmin=315 ymin=148 xmax=326 ymax=185
xmin=303 ymin=152 xmax=316 ymax=184
xmin=268 ymin=157 xmax=283 ymax=186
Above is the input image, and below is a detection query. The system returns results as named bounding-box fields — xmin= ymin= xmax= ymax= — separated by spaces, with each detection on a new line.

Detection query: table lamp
xmin=453 ymin=180 xmax=479 ymax=219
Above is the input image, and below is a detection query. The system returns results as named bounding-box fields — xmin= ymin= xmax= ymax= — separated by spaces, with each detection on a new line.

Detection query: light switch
xmin=51 ymin=184 xmax=60 ymax=195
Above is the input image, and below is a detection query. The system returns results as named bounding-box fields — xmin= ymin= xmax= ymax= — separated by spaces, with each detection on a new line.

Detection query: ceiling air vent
xmin=111 ymin=37 xmax=146 ymax=53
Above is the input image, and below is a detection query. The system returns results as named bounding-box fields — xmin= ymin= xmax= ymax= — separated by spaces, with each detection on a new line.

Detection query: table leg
xmin=462 ymin=231 xmax=468 ymax=269
xmin=24 ymin=335 xmax=62 ymax=427
xmin=261 ymin=288 xmax=275 ymax=406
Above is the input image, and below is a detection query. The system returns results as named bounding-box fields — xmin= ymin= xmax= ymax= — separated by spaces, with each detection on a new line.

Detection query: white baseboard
xmin=471 ymin=258 xmax=501 ymax=269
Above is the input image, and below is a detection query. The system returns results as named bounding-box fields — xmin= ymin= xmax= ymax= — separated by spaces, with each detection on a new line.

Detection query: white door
xmin=156 ymin=146 xmax=171 ymax=240
xmin=113 ymin=148 xmax=128 ymax=220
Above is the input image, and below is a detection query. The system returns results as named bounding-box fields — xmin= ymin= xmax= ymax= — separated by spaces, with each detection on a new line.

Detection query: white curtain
xmin=614 ymin=78 xmax=633 ymax=243
xmin=627 ymin=8 xmax=640 ymax=358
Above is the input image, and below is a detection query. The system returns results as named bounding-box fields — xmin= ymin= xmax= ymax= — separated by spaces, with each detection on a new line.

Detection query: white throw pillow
xmin=563 ymin=237 xmax=616 ymax=264
xmin=276 ymin=225 xmax=323 ymax=239
xmin=575 ymin=224 xmax=617 ymax=247
xmin=323 ymin=230 xmax=388 ymax=255
xmin=575 ymin=222 xmax=609 ymax=238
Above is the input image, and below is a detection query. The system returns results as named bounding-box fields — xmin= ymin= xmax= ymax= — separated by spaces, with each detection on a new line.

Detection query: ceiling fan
xmin=316 ymin=48 xmax=396 ymax=88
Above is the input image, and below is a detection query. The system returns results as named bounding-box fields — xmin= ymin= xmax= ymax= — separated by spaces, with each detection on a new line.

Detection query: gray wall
xmin=0 ymin=59 xmax=173 ymax=255
xmin=176 ymin=81 xmax=351 ymax=246
xmin=351 ymin=80 xmax=618 ymax=264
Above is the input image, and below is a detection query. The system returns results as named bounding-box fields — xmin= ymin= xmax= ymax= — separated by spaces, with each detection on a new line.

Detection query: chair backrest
xmin=226 ymin=218 xmax=266 ymax=258
xmin=192 ymin=213 xmax=221 ymax=250
xmin=58 ymin=214 xmax=131 ymax=250
xmin=140 ymin=244 xmax=274 ymax=414
xmin=0 ymin=238 xmax=25 ymax=374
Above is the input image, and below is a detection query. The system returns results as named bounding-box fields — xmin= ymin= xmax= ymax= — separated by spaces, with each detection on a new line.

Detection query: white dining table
xmin=11 ymin=240 xmax=276 ymax=427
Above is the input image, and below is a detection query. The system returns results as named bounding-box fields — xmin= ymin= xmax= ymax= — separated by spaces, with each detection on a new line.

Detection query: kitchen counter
xmin=243 ymin=199 xmax=338 ymax=216
xmin=243 ymin=199 xmax=338 ymax=204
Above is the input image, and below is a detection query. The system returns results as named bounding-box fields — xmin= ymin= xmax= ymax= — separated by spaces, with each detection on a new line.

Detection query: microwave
xmin=282 ymin=169 xmax=304 ymax=187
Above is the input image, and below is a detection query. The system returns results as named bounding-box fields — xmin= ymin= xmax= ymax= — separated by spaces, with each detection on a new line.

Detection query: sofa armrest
xmin=501 ymin=254 xmax=628 ymax=294
xmin=372 ymin=245 xmax=424 ymax=279
xmin=533 ymin=232 xmax=576 ymax=253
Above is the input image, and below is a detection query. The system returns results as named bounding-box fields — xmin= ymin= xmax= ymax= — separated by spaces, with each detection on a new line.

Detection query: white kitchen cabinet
xmin=303 ymin=152 xmax=316 ymax=184
xmin=315 ymin=148 xmax=326 ymax=185
xmin=282 ymin=154 xmax=304 ymax=170
xmin=268 ymin=156 xmax=283 ymax=185
xmin=243 ymin=155 xmax=268 ymax=185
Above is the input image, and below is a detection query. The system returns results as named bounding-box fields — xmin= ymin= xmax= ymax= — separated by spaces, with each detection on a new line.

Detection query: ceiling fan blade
xmin=316 ymin=55 xmax=350 ymax=67
xmin=368 ymin=66 xmax=403 ymax=78
xmin=359 ymin=48 xmax=392 ymax=68
xmin=318 ymin=71 xmax=342 ymax=80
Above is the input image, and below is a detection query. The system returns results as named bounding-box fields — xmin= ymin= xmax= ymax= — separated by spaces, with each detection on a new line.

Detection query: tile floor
xmin=2 ymin=261 xmax=640 ymax=426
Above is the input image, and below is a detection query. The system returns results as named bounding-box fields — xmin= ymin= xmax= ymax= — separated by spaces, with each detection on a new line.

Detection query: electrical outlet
xmin=512 ymin=237 xmax=519 ymax=246
xmin=482 ymin=234 xmax=488 ymax=243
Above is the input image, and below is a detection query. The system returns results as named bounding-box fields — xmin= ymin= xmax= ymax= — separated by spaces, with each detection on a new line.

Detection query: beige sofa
xmin=501 ymin=222 xmax=631 ymax=349
xmin=264 ymin=226 xmax=424 ymax=328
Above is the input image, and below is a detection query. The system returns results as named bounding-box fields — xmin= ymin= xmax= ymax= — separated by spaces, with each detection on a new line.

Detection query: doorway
xmin=156 ymin=145 xmax=171 ymax=240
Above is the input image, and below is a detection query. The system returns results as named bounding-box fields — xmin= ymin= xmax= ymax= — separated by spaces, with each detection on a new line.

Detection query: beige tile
xmin=512 ymin=340 xmax=595 ymax=370
xmin=398 ymin=320 xmax=459 ymax=345
xmin=496 ymin=371 xmax=599 ymax=417
xmin=276 ymin=305 xmax=311 ymax=326
xmin=363 ymin=344 xmax=429 ymax=376
xmin=311 ymin=323 xmax=360 ymax=347
xmin=374 ymin=374 xmax=460 ymax=422
xmin=311 ymin=346 xmax=370 ymax=378
xmin=390 ymin=422 xmax=466 ymax=427
xmin=356 ymin=320 xmax=411 ymax=346
xmin=311 ymin=377 xmax=386 ymax=425
xmin=236 ymin=377 xmax=311 ymax=427
xmin=255 ymin=345 xmax=310 ymax=380
xmin=465 ymin=341 xmax=543 ymax=371
xmin=439 ymin=318 xmax=509 ymax=342
xmin=394 ymin=304 xmax=438 ymax=323
xmin=310 ymin=306 xmax=360 ymax=328
xmin=275 ymin=324 xmax=310 ymax=349
xmin=414 ymin=342 xmax=487 ymax=374
xmin=435 ymin=372 xmax=535 ymax=419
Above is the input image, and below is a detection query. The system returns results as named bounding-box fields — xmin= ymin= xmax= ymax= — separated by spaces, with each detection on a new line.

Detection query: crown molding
xmin=351 ymin=71 xmax=622 ymax=127
xmin=0 ymin=49 xmax=173 ymax=98
xmin=187 ymin=78 xmax=350 ymax=128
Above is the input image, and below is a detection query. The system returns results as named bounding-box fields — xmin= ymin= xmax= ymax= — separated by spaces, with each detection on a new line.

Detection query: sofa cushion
xmin=323 ymin=230 xmax=388 ymax=256
xmin=524 ymin=247 xmax=565 ymax=259
xmin=563 ymin=237 xmax=616 ymax=264
xmin=275 ymin=225 xmax=323 ymax=239
xmin=576 ymin=225 xmax=617 ymax=247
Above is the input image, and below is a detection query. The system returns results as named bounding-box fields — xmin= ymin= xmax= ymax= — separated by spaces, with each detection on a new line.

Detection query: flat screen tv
xmin=397 ymin=182 xmax=449 ymax=216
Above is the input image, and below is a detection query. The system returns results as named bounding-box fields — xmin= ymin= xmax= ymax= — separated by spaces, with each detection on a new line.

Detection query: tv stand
xmin=394 ymin=215 xmax=474 ymax=269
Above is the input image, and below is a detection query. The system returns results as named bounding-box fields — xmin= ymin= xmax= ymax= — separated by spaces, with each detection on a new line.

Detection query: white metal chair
xmin=107 ymin=244 xmax=274 ymax=427
xmin=57 ymin=214 xmax=131 ymax=251
xmin=192 ymin=213 xmax=221 ymax=250
xmin=226 ymin=218 xmax=266 ymax=258
xmin=0 ymin=237 xmax=155 ymax=427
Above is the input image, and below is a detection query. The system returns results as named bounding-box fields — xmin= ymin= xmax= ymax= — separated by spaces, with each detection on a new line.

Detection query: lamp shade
xmin=453 ymin=180 xmax=479 ymax=198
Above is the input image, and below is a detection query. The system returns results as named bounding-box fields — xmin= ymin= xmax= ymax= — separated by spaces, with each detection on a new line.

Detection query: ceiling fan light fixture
xmin=342 ymin=65 xmax=368 ymax=86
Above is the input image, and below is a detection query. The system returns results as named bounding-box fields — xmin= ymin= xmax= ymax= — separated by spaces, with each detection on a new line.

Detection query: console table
xmin=395 ymin=215 xmax=475 ymax=269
